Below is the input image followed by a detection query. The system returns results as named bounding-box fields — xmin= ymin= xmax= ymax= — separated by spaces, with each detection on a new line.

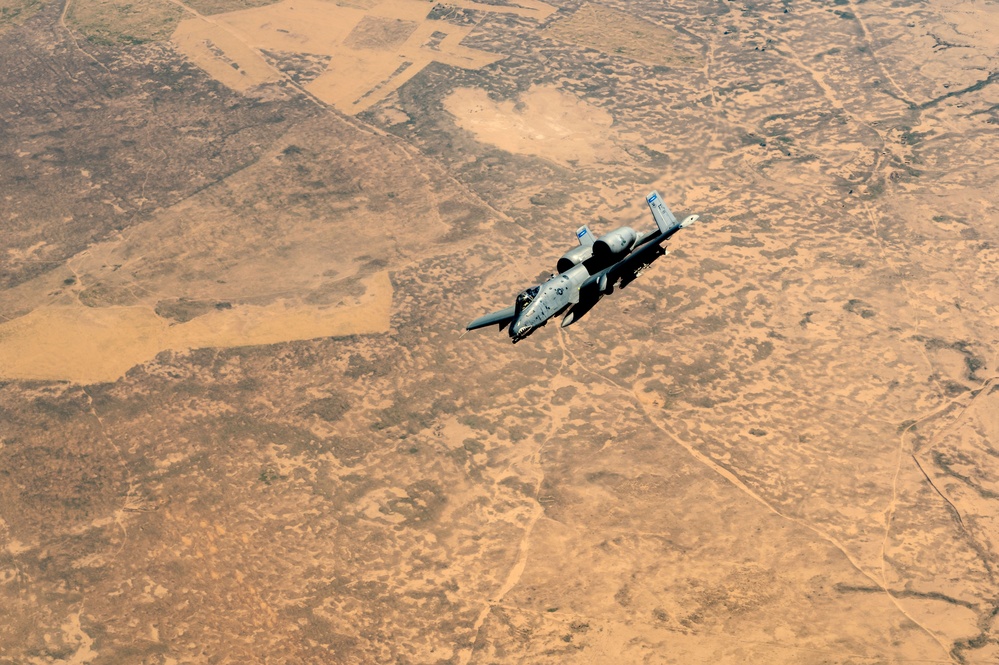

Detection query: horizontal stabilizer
xmin=466 ymin=305 xmax=517 ymax=331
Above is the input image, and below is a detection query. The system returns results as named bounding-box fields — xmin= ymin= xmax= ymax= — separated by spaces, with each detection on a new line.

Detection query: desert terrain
xmin=1 ymin=0 xmax=998 ymax=662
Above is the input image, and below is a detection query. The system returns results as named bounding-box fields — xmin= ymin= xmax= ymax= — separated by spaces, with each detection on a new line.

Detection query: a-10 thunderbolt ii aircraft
xmin=466 ymin=191 xmax=698 ymax=343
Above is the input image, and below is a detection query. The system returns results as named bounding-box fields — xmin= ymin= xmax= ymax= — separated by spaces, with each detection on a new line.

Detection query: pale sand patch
xmin=0 ymin=271 xmax=392 ymax=384
xmin=171 ymin=0 xmax=548 ymax=113
xmin=171 ymin=14 xmax=282 ymax=92
xmin=444 ymin=86 xmax=629 ymax=167
xmin=944 ymin=0 xmax=999 ymax=46
xmin=59 ymin=612 xmax=98 ymax=665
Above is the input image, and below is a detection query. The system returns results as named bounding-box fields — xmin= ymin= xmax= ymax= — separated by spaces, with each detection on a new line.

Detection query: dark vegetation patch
xmin=914 ymin=336 xmax=986 ymax=380
xmin=181 ymin=0 xmax=281 ymax=15
xmin=749 ymin=339 xmax=774 ymax=362
xmin=529 ymin=191 xmax=570 ymax=207
xmin=78 ymin=282 xmax=135 ymax=307
xmin=258 ymin=467 xmax=282 ymax=485
xmin=843 ymin=298 xmax=876 ymax=318
xmin=427 ymin=3 xmax=480 ymax=26
xmin=385 ymin=480 xmax=447 ymax=525
xmin=551 ymin=385 xmax=577 ymax=405
xmin=300 ymin=395 xmax=351 ymax=423
xmin=67 ymin=0 xmax=185 ymax=44
xmin=259 ymin=49 xmax=331 ymax=85
xmin=154 ymin=298 xmax=220 ymax=323
xmin=834 ymin=584 xmax=977 ymax=609
xmin=0 ymin=2 xmax=317 ymax=290
xmin=0 ymin=0 xmax=42 ymax=33
xmin=932 ymin=450 xmax=999 ymax=499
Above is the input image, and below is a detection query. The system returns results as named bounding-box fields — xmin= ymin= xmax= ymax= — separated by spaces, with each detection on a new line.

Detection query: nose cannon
xmin=509 ymin=318 xmax=538 ymax=343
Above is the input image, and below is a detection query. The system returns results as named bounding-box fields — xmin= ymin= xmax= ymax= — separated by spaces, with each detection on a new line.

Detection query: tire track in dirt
xmin=458 ymin=335 xmax=571 ymax=664
xmin=486 ymin=599 xmax=955 ymax=663
xmin=846 ymin=0 xmax=917 ymax=108
xmin=59 ymin=0 xmax=110 ymax=74
xmin=558 ymin=339 xmax=957 ymax=662
xmin=860 ymin=184 xmax=999 ymax=645
xmin=47 ymin=385 xmax=140 ymax=665
xmin=164 ymin=0 xmax=547 ymax=286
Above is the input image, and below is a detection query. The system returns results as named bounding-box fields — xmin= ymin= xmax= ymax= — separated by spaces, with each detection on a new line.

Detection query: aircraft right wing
xmin=466 ymin=305 xmax=517 ymax=331
xmin=579 ymin=209 xmax=698 ymax=296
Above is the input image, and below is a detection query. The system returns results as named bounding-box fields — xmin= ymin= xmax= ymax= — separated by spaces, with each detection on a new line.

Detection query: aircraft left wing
xmin=466 ymin=305 xmax=517 ymax=331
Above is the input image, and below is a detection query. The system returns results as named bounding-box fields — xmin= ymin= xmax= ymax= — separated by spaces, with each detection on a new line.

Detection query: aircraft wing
xmin=584 ymin=231 xmax=667 ymax=290
xmin=466 ymin=305 xmax=517 ymax=331
xmin=581 ymin=213 xmax=697 ymax=295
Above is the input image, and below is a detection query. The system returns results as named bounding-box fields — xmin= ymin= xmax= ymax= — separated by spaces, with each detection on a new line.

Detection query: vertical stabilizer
xmin=575 ymin=225 xmax=596 ymax=247
xmin=646 ymin=190 xmax=679 ymax=233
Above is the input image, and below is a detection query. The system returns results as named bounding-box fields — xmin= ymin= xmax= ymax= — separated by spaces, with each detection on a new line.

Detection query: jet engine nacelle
xmin=557 ymin=245 xmax=594 ymax=274
xmin=593 ymin=227 xmax=637 ymax=256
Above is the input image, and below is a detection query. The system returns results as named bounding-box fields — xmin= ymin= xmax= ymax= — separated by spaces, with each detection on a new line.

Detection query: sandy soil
xmin=3 ymin=0 xmax=999 ymax=662
xmin=0 ymin=271 xmax=392 ymax=383
xmin=445 ymin=86 xmax=630 ymax=167
xmin=171 ymin=0 xmax=552 ymax=113
xmin=545 ymin=3 xmax=698 ymax=69
xmin=0 ymin=106 xmax=469 ymax=382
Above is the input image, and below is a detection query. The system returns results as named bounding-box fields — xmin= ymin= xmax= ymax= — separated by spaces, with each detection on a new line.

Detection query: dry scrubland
xmin=1 ymin=0 xmax=998 ymax=662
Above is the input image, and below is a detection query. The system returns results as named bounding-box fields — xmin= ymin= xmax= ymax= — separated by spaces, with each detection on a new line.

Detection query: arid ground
xmin=1 ymin=0 xmax=998 ymax=662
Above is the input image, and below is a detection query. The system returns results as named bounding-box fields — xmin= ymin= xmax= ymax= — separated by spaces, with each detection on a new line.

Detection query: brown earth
xmin=1 ymin=0 xmax=999 ymax=662
xmin=170 ymin=0 xmax=552 ymax=114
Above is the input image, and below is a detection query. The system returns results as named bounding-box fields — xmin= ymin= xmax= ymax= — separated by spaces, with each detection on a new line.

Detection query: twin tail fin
xmin=646 ymin=190 xmax=679 ymax=233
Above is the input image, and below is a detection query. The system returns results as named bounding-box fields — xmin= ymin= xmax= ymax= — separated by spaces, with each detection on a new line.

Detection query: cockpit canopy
xmin=515 ymin=286 xmax=540 ymax=311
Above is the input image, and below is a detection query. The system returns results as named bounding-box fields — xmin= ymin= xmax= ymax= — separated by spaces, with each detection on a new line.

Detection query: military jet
xmin=466 ymin=191 xmax=698 ymax=343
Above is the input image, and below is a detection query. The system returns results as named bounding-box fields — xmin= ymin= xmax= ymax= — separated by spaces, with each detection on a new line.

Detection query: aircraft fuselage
xmin=509 ymin=264 xmax=591 ymax=342
xmin=464 ymin=191 xmax=698 ymax=342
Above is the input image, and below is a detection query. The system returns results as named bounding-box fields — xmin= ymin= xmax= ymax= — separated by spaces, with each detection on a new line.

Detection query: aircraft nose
xmin=509 ymin=317 xmax=528 ymax=339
